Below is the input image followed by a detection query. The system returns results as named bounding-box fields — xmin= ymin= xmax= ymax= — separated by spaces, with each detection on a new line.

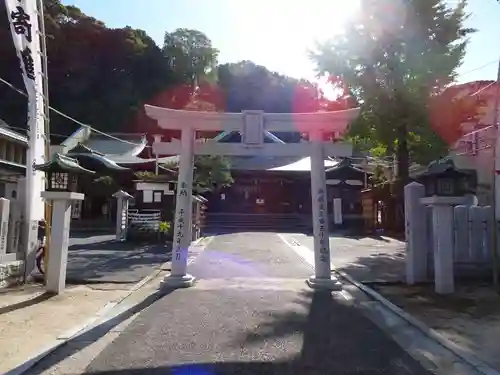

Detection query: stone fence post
xmin=0 ymin=198 xmax=10 ymax=262
xmin=404 ymin=182 xmax=428 ymax=284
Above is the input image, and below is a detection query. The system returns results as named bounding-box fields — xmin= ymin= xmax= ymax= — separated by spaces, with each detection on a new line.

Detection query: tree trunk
xmin=396 ymin=122 xmax=409 ymax=183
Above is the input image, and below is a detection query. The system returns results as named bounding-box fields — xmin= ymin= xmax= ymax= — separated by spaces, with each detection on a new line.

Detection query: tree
xmin=0 ymin=0 xmax=176 ymax=139
xmin=310 ymin=0 xmax=475 ymax=181
xmin=163 ymin=28 xmax=219 ymax=87
xmin=194 ymin=155 xmax=233 ymax=194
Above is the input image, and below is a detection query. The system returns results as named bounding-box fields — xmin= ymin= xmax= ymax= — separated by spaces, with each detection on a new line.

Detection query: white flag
xmin=4 ymin=0 xmax=46 ymax=235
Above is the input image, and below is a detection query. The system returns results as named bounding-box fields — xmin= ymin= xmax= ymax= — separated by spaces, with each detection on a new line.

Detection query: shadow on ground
xmin=7 ymin=287 xmax=178 ymax=375
xmin=65 ymin=243 xmax=172 ymax=284
xmin=328 ymin=230 xmax=396 ymax=242
xmin=0 ymin=292 xmax=54 ymax=315
xmin=34 ymin=235 xmax=175 ymax=284
xmin=81 ymin=290 xmax=430 ymax=375
xmin=337 ymin=251 xmax=407 ymax=284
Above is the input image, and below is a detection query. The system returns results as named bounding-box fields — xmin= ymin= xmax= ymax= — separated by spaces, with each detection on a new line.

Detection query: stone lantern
xmin=416 ymin=157 xmax=476 ymax=295
xmin=417 ymin=158 xmax=476 ymax=197
xmin=34 ymin=153 xmax=95 ymax=294
xmin=36 ymin=153 xmax=95 ymax=193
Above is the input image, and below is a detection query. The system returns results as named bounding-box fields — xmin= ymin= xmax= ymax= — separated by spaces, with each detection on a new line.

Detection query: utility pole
xmin=491 ymin=57 xmax=500 ymax=287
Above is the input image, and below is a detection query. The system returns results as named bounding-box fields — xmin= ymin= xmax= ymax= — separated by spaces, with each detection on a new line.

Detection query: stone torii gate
xmin=145 ymin=106 xmax=360 ymax=290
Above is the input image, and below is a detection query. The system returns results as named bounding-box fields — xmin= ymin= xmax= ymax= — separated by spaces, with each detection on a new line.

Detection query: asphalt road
xmin=83 ymin=232 xmax=432 ymax=375
xmin=281 ymin=232 xmax=406 ymax=283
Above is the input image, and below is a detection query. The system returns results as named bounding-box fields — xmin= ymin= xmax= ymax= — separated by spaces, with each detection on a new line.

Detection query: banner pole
xmin=36 ymin=0 xmax=51 ymax=274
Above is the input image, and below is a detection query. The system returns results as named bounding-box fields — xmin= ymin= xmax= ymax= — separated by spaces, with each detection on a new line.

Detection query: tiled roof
xmin=0 ymin=119 xmax=28 ymax=143
xmin=84 ymin=133 xmax=147 ymax=158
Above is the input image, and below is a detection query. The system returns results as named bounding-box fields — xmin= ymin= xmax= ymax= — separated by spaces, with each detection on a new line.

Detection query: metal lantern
xmin=417 ymin=158 xmax=476 ymax=197
xmin=34 ymin=153 xmax=95 ymax=192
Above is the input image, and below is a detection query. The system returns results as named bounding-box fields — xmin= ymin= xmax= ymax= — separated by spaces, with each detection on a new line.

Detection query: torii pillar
xmin=307 ymin=130 xmax=342 ymax=290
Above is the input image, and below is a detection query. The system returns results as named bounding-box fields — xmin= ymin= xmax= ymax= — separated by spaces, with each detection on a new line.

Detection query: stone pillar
xmin=41 ymin=191 xmax=84 ymax=294
xmin=432 ymin=205 xmax=454 ymax=294
xmin=0 ymin=198 xmax=10 ymax=259
xmin=421 ymin=196 xmax=467 ymax=294
xmin=404 ymin=182 xmax=428 ymax=284
xmin=112 ymin=190 xmax=133 ymax=242
xmin=161 ymin=126 xmax=195 ymax=289
xmin=307 ymin=133 xmax=342 ymax=290
xmin=333 ymin=198 xmax=342 ymax=225
xmin=7 ymin=199 xmax=21 ymax=254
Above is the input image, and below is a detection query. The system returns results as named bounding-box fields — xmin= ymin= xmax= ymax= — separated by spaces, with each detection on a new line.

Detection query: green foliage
xmin=310 ymin=0 xmax=474 ymax=180
xmin=158 ymin=221 xmax=171 ymax=233
xmin=194 ymin=155 xmax=233 ymax=194
xmin=216 ymin=61 xmax=324 ymax=114
xmin=1 ymin=0 xmax=178 ymax=138
xmin=163 ymin=28 xmax=219 ymax=86
xmin=133 ymin=171 xmax=172 ymax=182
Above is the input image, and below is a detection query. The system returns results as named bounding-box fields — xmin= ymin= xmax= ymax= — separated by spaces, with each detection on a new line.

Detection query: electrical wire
xmin=0 ymin=76 xmax=147 ymax=148
xmin=458 ymin=60 xmax=499 ymax=78
xmin=0 ymin=74 xmax=396 ymax=165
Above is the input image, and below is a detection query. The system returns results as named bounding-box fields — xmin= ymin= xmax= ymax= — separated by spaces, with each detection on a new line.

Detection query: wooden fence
xmin=127 ymin=209 xmax=161 ymax=232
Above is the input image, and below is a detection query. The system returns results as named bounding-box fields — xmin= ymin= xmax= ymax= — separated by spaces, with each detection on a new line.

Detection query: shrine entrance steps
xmin=203 ymin=213 xmax=312 ymax=233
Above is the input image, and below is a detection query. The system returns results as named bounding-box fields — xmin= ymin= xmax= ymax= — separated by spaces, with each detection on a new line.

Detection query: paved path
xmin=65 ymin=235 xmax=171 ymax=284
xmin=281 ymin=233 xmax=406 ymax=283
xmin=82 ymin=232 xmax=430 ymax=374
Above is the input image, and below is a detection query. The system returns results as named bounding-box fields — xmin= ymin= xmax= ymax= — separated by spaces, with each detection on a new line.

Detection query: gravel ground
xmin=83 ymin=232 xmax=433 ymax=375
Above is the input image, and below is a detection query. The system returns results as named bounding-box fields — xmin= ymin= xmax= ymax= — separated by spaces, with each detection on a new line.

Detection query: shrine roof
xmin=108 ymin=154 xmax=179 ymax=166
xmin=67 ymin=142 xmax=178 ymax=167
xmin=229 ymin=156 xmax=338 ymax=171
xmin=325 ymin=158 xmax=367 ymax=174
xmin=35 ymin=153 xmax=95 ymax=174
xmin=84 ymin=133 xmax=147 ymax=158
xmin=214 ymin=130 xmax=286 ymax=144
xmin=0 ymin=119 xmax=28 ymax=143
xmin=60 ymin=127 xmax=148 ymax=159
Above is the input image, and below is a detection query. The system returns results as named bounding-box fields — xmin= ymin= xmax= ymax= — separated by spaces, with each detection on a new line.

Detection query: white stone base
xmin=160 ymin=274 xmax=196 ymax=289
xmin=306 ymin=275 xmax=342 ymax=291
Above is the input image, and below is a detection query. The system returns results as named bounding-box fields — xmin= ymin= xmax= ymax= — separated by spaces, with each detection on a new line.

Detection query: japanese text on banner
xmin=5 ymin=0 xmax=46 ymax=223
xmin=317 ymin=188 xmax=329 ymax=262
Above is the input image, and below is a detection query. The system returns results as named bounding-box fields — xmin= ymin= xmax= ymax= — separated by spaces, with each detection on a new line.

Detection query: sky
xmin=61 ymin=0 xmax=500 ymax=86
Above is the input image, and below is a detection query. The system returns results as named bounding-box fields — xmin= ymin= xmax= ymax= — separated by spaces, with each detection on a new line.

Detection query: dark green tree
xmin=310 ymin=0 xmax=475 ymax=181
xmin=0 ymin=0 xmax=176 ymax=139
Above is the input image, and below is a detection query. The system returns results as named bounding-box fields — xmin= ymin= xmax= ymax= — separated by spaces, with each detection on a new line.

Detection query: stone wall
xmin=0 ymin=260 xmax=24 ymax=288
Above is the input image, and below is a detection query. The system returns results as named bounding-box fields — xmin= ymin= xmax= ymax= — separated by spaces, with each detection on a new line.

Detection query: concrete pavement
xmin=0 ymin=284 xmax=128 ymax=374
xmin=80 ymin=232 xmax=431 ymax=374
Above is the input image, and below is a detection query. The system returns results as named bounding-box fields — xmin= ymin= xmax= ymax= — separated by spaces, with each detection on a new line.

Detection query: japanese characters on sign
xmin=179 ymin=182 xmax=188 ymax=197
xmin=0 ymin=221 xmax=7 ymax=254
xmin=6 ymin=0 xmax=37 ymax=84
xmin=6 ymin=0 xmax=44 ymax=146
xmin=173 ymin=181 xmax=190 ymax=262
xmin=10 ymin=4 xmax=32 ymax=42
xmin=317 ymin=188 xmax=329 ymax=263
